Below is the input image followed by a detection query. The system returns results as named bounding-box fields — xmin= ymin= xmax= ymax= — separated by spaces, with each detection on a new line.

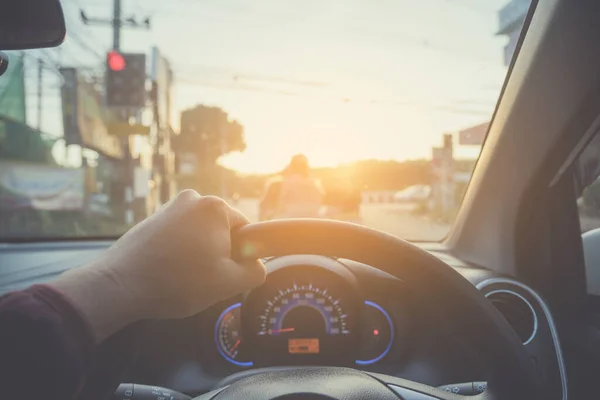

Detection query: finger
xmin=224 ymin=258 xmax=267 ymax=290
xmin=222 ymin=203 xmax=265 ymax=280
xmin=166 ymin=189 xmax=202 ymax=211
xmin=224 ymin=203 xmax=251 ymax=229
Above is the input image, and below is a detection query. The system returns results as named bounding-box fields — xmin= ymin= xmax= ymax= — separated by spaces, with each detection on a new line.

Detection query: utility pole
xmin=37 ymin=58 xmax=43 ymax=131
xmin=113 ymin=0 xmax=121 ymax=50
xmin=80 ymin=4 xmax=150 ymax=43
xmin=220 ymin=125 xmax=227 ymax=199
xmin=80 ymin=0 xmax=151 ymax=225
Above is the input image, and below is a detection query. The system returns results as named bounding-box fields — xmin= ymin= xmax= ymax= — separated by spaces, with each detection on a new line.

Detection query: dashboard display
xmin=215 ymin=303 xmax=253 ymax=367
xmin=288 ymin=338 xmax=319 ymax=354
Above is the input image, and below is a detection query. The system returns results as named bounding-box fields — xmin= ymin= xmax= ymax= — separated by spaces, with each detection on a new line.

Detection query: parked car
xmin=393 ymin=184 xmax=431 ymax=203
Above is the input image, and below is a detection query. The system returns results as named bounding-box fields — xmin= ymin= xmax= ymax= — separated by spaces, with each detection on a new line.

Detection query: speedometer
xmin=258 ymin=284 xmax=350 ymax=340
xmin=247 ymin=278 xmax=358 ymax=365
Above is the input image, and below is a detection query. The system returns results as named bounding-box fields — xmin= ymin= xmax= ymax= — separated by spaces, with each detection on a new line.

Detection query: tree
xmin=174 ymin=105 xmax=246 ymax=167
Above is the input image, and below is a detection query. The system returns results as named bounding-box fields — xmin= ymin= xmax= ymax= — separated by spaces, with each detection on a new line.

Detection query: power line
xmin=61 ymin=10 xmax=105 ymax=60
xmin=152 ymin=9 xmax=503 ymax=66
xmin=172 ymin=63 xmax=328 ymax=89
xmin=175 ymin=75 xmax=494 ymax=117
xmin=176 ymin=77 xmax=299 ymax=96
xmin=442 ymin=0 xmax=501 ymax=14
xmin=21 ymin=53 xmax=64 ymax=80
xmin=66 ymin=31 xmax=104 ymax=59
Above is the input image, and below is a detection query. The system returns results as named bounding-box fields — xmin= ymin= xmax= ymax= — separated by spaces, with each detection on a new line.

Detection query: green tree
xmin=174 ymin=105 xmax=246 ymax=168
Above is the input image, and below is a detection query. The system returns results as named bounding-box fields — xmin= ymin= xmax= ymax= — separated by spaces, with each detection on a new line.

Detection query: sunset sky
xmin=29 ymin=0 xmax=518 ymax=173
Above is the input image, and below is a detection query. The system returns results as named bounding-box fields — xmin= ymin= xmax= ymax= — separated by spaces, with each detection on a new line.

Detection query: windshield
xmin=0 ymin=0 xmax=530 ymax=241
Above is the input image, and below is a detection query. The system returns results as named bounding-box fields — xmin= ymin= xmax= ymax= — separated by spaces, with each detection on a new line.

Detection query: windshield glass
xmin=0 ymin=0 xmax=531 ymax=241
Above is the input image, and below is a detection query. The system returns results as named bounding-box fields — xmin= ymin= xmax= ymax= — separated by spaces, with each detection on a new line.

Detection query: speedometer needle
xmin=270 ymin=327 xmax=295 ymax=334
xmin=230 ymin=339 xmax=241 ymax=352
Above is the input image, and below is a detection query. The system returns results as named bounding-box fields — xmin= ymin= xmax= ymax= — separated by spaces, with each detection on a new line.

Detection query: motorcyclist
xmin=259 ymin=154 xmax=324 ymax=220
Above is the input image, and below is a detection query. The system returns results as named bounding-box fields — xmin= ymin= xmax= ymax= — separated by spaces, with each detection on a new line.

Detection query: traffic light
xmin=106 ymin=51 xmax=146 ymax=107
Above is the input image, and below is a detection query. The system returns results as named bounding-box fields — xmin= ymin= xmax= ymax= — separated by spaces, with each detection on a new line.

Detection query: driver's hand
xmin=53 ymin=190 xmax=266 ymax=343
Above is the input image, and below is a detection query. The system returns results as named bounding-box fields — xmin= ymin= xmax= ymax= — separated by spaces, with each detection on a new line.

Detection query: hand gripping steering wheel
xmin=194 ymin=219 xmax=542 ymax=400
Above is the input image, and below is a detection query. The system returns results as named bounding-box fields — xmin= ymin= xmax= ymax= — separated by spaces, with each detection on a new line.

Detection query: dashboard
xmin=0 ymin=242 xmax=567 ymax=398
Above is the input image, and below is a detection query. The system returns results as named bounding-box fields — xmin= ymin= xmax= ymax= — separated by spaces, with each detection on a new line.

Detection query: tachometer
xmin=215 ymin=303 xmax=253 ymax=367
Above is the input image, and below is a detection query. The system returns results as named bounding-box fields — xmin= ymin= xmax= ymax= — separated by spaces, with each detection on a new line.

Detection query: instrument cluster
xmin=214 ymin=262 xmax=395 ymax=368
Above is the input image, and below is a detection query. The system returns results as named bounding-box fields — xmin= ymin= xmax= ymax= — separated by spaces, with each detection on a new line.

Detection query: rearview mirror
xmin=0 ymin=0 xmax=66 ymax=51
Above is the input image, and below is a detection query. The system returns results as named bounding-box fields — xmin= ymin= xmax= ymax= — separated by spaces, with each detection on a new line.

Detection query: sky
xmin=17 ymin=0 xmax=517 ymax=174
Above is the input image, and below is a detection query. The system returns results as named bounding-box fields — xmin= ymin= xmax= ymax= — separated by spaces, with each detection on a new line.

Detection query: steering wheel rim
xmin=214 ymin=219 xmax=542 ymax=400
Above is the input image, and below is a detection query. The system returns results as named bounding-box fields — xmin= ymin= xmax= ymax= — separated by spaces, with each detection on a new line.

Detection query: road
xmin=229 ymin=199 xmax=449 ymax=241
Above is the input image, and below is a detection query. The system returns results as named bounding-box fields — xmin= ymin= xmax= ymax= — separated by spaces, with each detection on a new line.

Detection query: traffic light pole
xmin=110 ymin=0 xmax=134 ymax=225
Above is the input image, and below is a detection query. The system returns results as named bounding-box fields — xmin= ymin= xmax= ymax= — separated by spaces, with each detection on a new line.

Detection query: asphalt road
xmin=229 ymin=199 xmax=449 ymax=241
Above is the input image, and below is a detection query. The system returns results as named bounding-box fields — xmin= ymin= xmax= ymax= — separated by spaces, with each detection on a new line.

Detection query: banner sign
xmin=60 ymin=68 xmax=123 ymax=159
xmin=150 ymin=47 xmax=173 ymax=130
xmin=0 ymin=52 xmax=26 ymax=123
xmin=0 ymin=161 xmax=84 ymax=210
xmin=458 ymin=122 xmax=488 ymax=146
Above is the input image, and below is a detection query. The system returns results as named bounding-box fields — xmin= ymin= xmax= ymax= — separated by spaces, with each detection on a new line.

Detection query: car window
xmin=576 ymin=134 xmax=600 ymax=233
xmin=574 ymin=133 xmax=600 ymax=295
xmin=0 ymin=0 xmax=531 ymax=241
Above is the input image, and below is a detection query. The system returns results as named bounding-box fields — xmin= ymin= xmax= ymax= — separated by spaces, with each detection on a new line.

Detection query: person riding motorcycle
xmin=259 ymin=154 xmax=324 ymax=220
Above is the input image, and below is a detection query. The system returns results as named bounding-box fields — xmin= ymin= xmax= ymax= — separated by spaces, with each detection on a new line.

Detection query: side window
xmin=579 ymin=178 xmax=600 ymax=232
xmin=576 ymin=134 xmax=600 ymax=295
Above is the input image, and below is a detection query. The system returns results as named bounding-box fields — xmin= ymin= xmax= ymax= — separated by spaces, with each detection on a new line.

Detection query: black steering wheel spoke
xmin=367 ymin=372 xmax=482 ymax=400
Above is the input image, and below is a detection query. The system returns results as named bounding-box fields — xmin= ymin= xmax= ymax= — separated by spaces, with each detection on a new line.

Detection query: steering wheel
xmin=194 ymin=219 xmax=542 ymax=400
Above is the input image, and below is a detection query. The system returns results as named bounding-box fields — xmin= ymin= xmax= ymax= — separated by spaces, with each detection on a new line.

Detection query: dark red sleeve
xmin=0 ymin=284 xmax=95 ymax=399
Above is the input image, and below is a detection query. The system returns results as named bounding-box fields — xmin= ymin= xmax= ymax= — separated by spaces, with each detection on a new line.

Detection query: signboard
xmin=60 ymin=67 xmax=79 ymax=146
xmin=0 ymin=117 xmax=58 ymax=163
xmin=498 ymin=0 xmax=529 ymax=35
xmin=431 ymin=138 xmax=455 ymax=216
xmin=150 ymin=47 xmax=173 ymax=130
xmin=504 ymin=30 xmax=520 ymax=66
xmin=133 ymin=166 xmax=150 ymax=198
xmin=0 ymin=52 xmax=26 ymax=123
xmin=60 ymin=68 xmax=123 ymax=159
xmin=0 ymin=161 xmax=84 ymax=210
xmin=458 ymin=122 xmax=488 ymax=146
xmin=432 ymin=147 xmax=454 ymax=182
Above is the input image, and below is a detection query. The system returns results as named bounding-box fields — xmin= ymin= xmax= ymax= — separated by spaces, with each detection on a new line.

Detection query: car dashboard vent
xmin=485 ymin=290 xmax=537 ymax=345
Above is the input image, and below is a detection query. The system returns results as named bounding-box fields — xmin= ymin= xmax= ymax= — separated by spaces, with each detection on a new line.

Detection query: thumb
xmin=224 ymin=204 xmax=267 ymax=289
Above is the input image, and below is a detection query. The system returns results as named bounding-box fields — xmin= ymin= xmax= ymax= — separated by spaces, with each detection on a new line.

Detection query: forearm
xmin=51 ymin=264 xmax=144 ymax=344
xmin=0 ymin=285 xmax=95 ymax=398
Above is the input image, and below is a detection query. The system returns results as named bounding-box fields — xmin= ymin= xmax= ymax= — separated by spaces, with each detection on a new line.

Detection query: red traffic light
xmin=107 ymin=51 xmax=126 ymax=71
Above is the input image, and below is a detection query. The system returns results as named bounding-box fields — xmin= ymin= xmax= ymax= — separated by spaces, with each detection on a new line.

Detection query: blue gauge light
xmin=355 ymin=300 xmax=394 ymax=365
xmin=214 ymin=303 xmax=253 ymax=367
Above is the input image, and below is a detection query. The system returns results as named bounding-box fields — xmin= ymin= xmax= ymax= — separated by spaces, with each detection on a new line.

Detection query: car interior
xmin=5 ymin=0 xmax=600 ymax=399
